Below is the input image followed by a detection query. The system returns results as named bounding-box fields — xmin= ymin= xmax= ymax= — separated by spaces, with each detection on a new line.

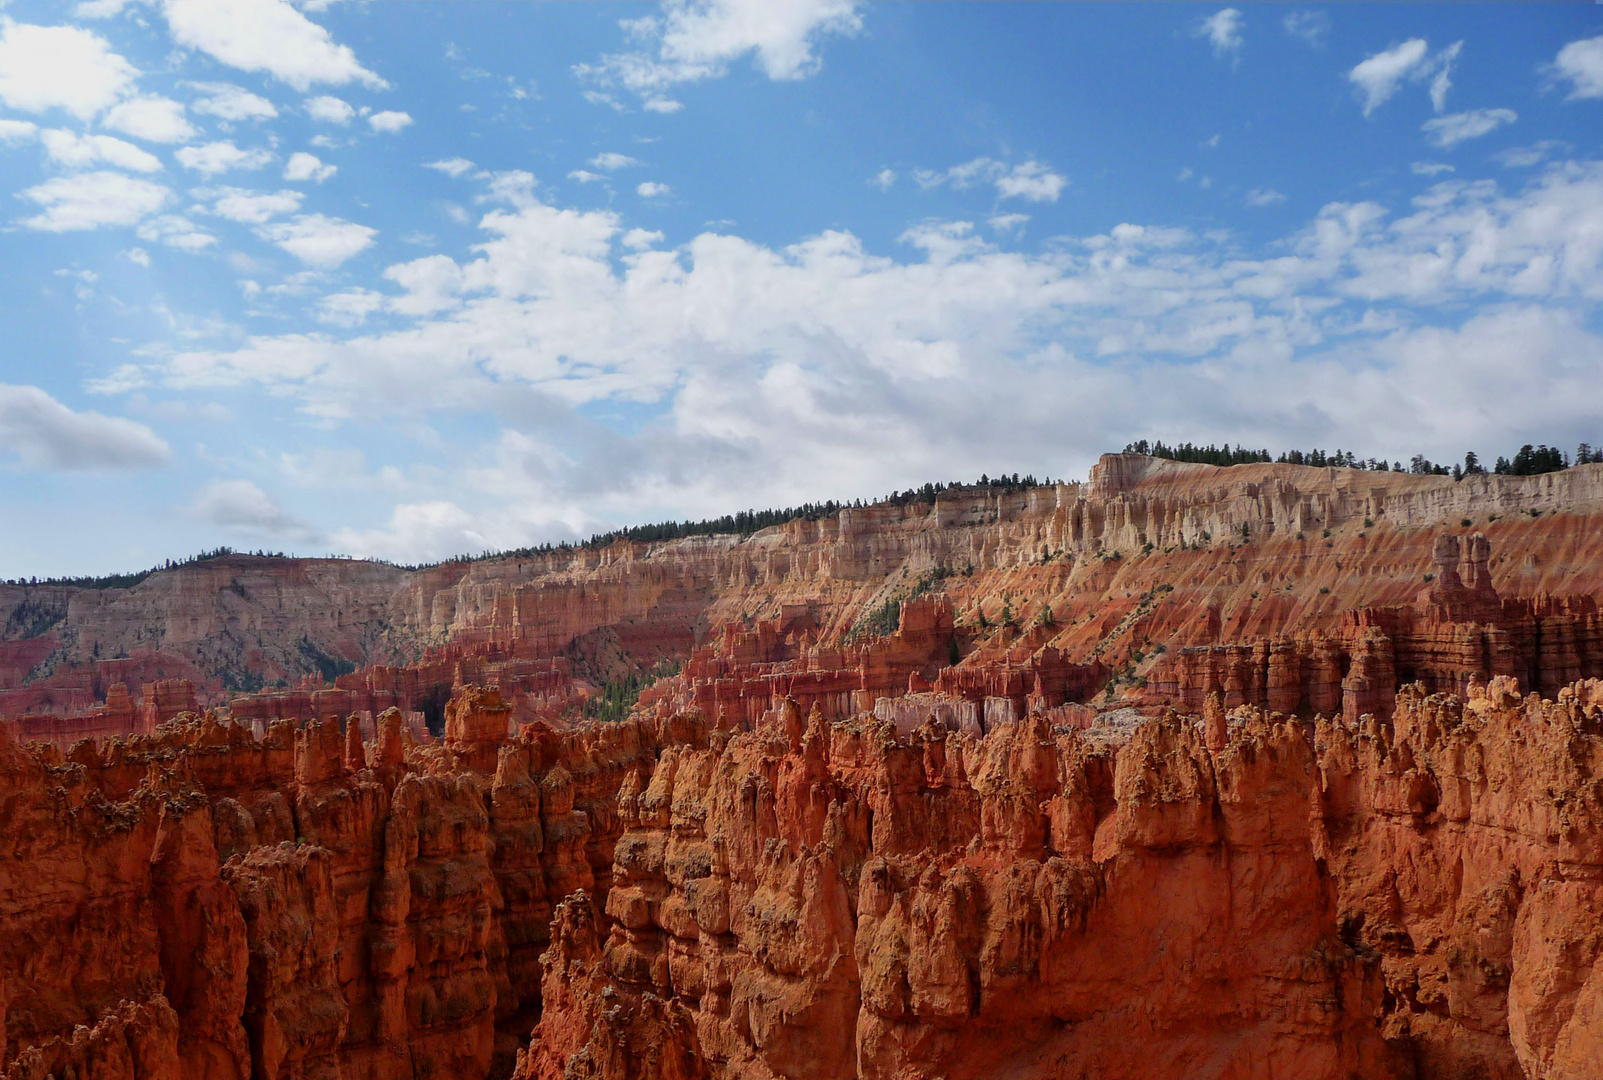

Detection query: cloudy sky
xmin=1 ymin=1 xmax=1601 ymax=575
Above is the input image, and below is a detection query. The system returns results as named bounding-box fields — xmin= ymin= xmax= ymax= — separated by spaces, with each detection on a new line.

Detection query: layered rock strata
xmin=8 ymin=457 xmax=1603 ymax=730
xmin=522 ymin=680 xmax=1603 ymax=1080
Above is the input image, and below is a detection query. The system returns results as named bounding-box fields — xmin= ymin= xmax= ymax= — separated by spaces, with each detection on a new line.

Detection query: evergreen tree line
xmin=1126 ymin=439 xmax=1601 ymax=479
xmin=1 ymin=546 xmax=254 ymax=590
xmin=413 ymin=473 xmax=1056 ymax=570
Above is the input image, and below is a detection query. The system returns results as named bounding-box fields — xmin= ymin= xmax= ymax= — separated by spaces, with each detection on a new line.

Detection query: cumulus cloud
xmin=0 ymin=119 xmax=38 ymax=143
xmin=145 ymin=159 xmax=1603 ymax=561
xmin=176 ymin=140 xmax=273 ymax=175
xmin=987 ymin=212 xmax=1028 ymax=235
xmin=636 ymin=180 xmax=670 ymax=197
xmin=1348 ymin=39 xmax=1462 ymax=116
xmin=162 ymin=0 xmax=386 ymax=91
xmin=871 ymin=168 xmax=895 ymax=191
xmin=0 ymin=21 xmax=137 ymax=120
xmin=568 ymin=170 xmax=605 ymax=184
xmin=589 ymin=151 xmax=640 ymax=170
xmin=426 ymin=157 xmax=475 ymax=178
xmin=1196 ymin=9 xmax=1243 ymax=60
xmin=203 ymin=187 xmax=303 ymax=223
xmin=283 ymin=151 xmax=335 ymax=182
xmin=20 ymin=171 xmax=169 ymax=230
xmin=916 ymin=157 xmax=1066 ymax=203
xmin=40 ymin=129 xmax=163 ymax=172
xmin=135 ymin=213 xmax=215 ymax=250
xmin=103 ymin=95 xmax=196 ymax=143
xmin=304 ymin=94 xmax=354 ymax=123
xmin=576 ymin=0 xmax=861 ymax=107
xmin=1411 ymin=161 xmax=1454 ymax=177
xmin=317 ymin=287 xmax=386 ymax=327
xmin=1550 ymin=34 xmax=1603 ymax=100
xmin=368 ymin=110 xmax=412 ymax=133
xmin=1422 ymin=108 xmax=1516 ymax=149
xmin=191 ymin=478 xmax=317 ymax=538
xmin=383 ymin=254 xmax=465 ymax=315
xmin=255 ymin=213 xmax=376 ymax=266
xmin=331 ymin=500 xmax=485 ymax=563
xmin=187 ymin=81 xmax=278 ymax=121
xmin=0 ymin=384 xmax=169 ymax=469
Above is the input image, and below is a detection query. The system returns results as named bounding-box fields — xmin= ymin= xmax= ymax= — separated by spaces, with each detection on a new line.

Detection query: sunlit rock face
xmin=3 ymin=456 xmax=1603 ymax=1080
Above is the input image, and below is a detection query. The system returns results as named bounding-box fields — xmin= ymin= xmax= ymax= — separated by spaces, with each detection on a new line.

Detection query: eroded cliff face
xmin=521 ymin=682 xmax=1603 ymax=1080
xmin=3 ymin=677 xmax=1602 ymax=1079
xmin=7 ymin=458 xmax=1603 ymax=731
xmin=5 ymin=456 xmax=1603 ymax=1080
xmin=0 ymin=704 xmax=684 ymax=1080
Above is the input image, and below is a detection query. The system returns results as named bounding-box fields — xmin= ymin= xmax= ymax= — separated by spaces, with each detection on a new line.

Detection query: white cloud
xmin=103 ymin=96 xmax=196 ymax=143
xmin=40 ymin=129 xmax=162 ymax=172
xmin=643 ymin=96 xmax=682 ymax=114
xmin=74 ymin=0 xmax=137 ymax=16
xmin=425 ymin=157 xmax=474 ymax=178
xmin=255 ymin=212 xmax=375 ymax=266
xmin=995 ymin=160 xmax=1066 ymax=202
xmin=871 ymin=168 xmax=895 ymax=191
xmin=283 ymin=150 xmax=335 ymax=182
xmin=1282 ymin=10 xmax=1330 ymax=47
xmin=192 ymin=479 xmax=316 ymax=537
xmin=148 ymin=162 xmax=1603 ymax=560
xmin=576 ymin=0 xmax=861 ymax=106
xmin=304 ymin=94 xmax=354 ymax=123
xmin=125 ymin=246 xmax=151 ymax=266
xmin=0 ymin=21 xmax=137 ymax=120
xmin=636 ymin=180 xmax=670 ymax=197
xmin=317 ymin=287 xmax=386 ymax=327
xmin=1550 ymin=34 xmax=1603 ymax=100
xmin=0 ymin=384 xmax=169 ymax=469
xmin=1245 ymin=187 xmax=1286 ymax=207
xmin=589 ymin=151 xmax=640 ymax=170
xmin=84 ymin=363 xmax=148 ymax=394
xmin=187 ymin=81 xmax=277 ymax=121
xmin=1411 ymin=161 xmax=1454 ymax=177
xmin=162 ymin=0 xmax=386 ymax=91
xmin=135 ymin=213 xmax=215 ymax=250
xmin=331 ymin=500 xmax=485 ymax=563
xmin=1196 ymin=9 xmax=1243 ymax=59
xmin=368 ymin=110 xmax=411 ymax=133
xmin=383 ymin=254 xmax=464 ymax=315
xmin=1494 ymin=142 xmax=1564 ymax=169
xmin=1348 ymin=38 xmax=1463 ymax=116
xmin=1347 ymin=39 xmax=1428 ymax=116
xmin=0 ymin=118 xmax=38 ymax=143
xmin=1422 ymin=108 xmax=1516 ymax=149
xmin=622 ymin=227 xmax=664 ymax=250
xmin=175 ymin=140 xmax=273 ymax=175
xmin=987 ymin=212 xmax=1028 ymax=234
xmin=20 ymin=170 xmax=169 ymax=230
xmin=204 ymin=186 xmax=302 ymax=223
xmin=568 ymin=169 xmax=605 ymax=184
xmin=917 ymin=157 xmax=1066 ymax=203
xmin=1428 ymin=41 xmax=1462 ymax=114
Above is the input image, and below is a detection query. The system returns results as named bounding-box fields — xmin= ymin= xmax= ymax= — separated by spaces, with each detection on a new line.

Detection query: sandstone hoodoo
xmin=2 ymin=453 xmax=1602 ymax=1079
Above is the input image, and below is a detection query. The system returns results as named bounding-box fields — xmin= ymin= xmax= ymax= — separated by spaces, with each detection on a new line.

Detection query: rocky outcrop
xmin=0 ymin=706 xmax=679 ymax=1080
xmin=9 ymin=458 xmax=1603 ymax=733
xmin=530 ymin=680 xmax=1603 ymax=1080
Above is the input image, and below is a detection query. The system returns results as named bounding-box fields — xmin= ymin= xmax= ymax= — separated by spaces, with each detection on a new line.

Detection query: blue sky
xmin=1 ymin=1 xmax=1602 ymax=576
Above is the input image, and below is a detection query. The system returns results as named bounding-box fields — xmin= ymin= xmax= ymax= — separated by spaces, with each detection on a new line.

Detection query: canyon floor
xmin=2 ymin=454 xmax=1602 ymax=1079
